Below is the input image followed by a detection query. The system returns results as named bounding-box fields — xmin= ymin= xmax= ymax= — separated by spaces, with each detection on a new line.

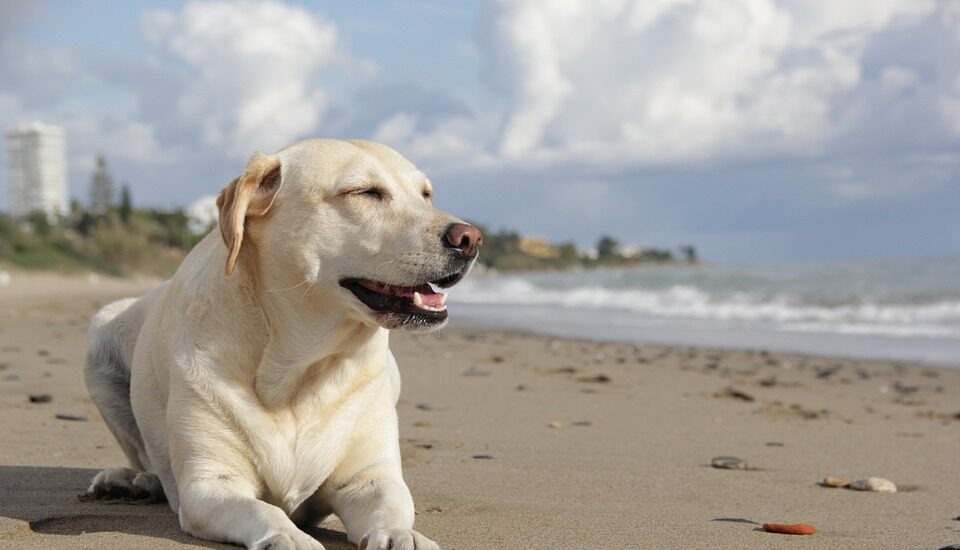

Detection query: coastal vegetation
xmin=0 ymin=156 xmax=694 ymax=277
xmin=0 ymin=214 xmax=695 ymax=277
xmin=471 ymin=224 xmax=696 ymax=273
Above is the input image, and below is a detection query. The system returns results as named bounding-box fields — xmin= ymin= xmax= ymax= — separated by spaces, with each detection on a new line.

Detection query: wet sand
xmin=0 ymin=273 xmax=958 ymax=549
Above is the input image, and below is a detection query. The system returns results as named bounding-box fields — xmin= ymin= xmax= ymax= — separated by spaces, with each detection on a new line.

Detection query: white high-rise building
xmin=4 ymin=122 xmax=69 ymax=221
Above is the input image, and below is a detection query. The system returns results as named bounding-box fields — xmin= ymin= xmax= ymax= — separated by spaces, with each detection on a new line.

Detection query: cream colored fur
xmin=83 ymin=139 xmax=474 ymax=550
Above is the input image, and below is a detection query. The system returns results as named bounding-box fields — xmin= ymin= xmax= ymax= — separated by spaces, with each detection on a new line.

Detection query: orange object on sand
xmin=763 ymin=523 xmax=817 ymax=535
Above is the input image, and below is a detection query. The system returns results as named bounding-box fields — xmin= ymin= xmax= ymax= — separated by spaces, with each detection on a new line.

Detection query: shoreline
xmin=0 ymin=274 xmax=958 ymax=549
xmin=452 ymin=304 xmax=960 ymax=369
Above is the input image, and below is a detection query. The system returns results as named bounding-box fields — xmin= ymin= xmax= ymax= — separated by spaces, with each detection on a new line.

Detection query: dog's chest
xmin=245 ymin=384 xmax=377 ymax=512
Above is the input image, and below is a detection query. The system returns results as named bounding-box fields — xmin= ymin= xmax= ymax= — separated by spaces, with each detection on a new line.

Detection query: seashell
xmin=849 ymin=477 xmax=897 ymax=493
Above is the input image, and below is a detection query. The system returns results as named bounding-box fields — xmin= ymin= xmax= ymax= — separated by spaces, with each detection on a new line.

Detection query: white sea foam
xmin=450 ymin=277 xmax=960 ymax=339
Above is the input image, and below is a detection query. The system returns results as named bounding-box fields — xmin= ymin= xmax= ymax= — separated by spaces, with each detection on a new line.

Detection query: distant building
xmin=518 ymin=235 xmax=560 ymax=259
xmin=4 ymin=122 xmax=69 ymax=221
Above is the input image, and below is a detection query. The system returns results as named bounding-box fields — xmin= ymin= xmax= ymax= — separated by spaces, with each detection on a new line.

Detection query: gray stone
xmin=711 ymin=456 xmax=747 ymax=470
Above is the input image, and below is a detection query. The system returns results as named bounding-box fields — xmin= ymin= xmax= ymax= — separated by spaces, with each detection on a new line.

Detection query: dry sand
xmin=0 ymin=273 xmax=958 ymax=549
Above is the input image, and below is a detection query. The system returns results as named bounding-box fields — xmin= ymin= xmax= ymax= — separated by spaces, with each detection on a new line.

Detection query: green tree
xmin=89 ymin=155 xmax=115 ymax=214
xmin=119 ymin=184 xmax=132 ymax=225
xmin=596 ymin=235 xmax=620 ymax=260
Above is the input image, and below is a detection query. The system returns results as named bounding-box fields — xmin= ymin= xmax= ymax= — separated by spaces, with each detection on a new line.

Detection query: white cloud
xmin=142 ymin=0 xmax=345 ymax=157
xmin=471 ymin=0 xmax=940 ymax=169
xmin=187 ymin=194 xmax=219 ymax=234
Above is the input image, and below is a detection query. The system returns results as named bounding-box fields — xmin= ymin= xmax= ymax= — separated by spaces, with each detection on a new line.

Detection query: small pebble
xmin=55 ymin=413 xmax=88 ymax=422
xmin=462 ymin=366 xmax=489 ymax=377
xmin=938 ymin=546 xmax=960 ymax=550
xmin=711 ymin=456 xmax=747 ymax=470
xmin=577 ymin=374 xmax=611 ymax=384
xmin=548 ymin=421 xmax=562 ymax=429
xmin=572 ymin=420 xmax=592 ymax=427
xmin=472 ymin=454 xmax=493 ymax=460
xmin=29 ymin=394 xmax=52 ymax=404
xmin=416 ymin=403 xmax=433 ymax=411
xmin=765 ymin=442 xmax=784 ymax=447
xmin=848 ymin=477 xmax=897 ymax=493
xmin=763 ymin=523 xmax=816 ymax=535
xmin=821 ymin=477 xmax=850 ymax=488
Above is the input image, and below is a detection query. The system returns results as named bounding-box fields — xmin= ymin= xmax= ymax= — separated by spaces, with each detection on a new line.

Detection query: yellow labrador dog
xmin=83 ymin=139 xmax=481 ymax=550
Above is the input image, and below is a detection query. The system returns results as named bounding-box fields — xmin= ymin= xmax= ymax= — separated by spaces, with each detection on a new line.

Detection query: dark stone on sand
xmin=37 ymin=349 xmax=50 ymax=357
xmin=472 ymin=454 xmax=493 ymax=460
xmin=937 ymin=546 xmax=960 ymax=550
xmin=551 ymin=366 xmax=578 ymax=374
xmin=711 ymin=456 xmax=747 ymax=470
xmin=577 ymin=374 xmax=611 ymax=384
xmin=29 ymin=394 xmax=52 ymax=403
xmin=765 ymin=442 xmax=784 ymax=447
xmin=490 ymin=355 xmax=504 ymax=363
xmin=816 ymin=365 xmax=841 ymax=379
xmin=952 ymin=515 xmax=960 ymax=521
xmin=55 ymin=413 xmax=87 ymax=422
xmin=415 ymin=403 xmax=433 ymax=411
xmin=516 ymin=384 xmax=528 ymax=391
xmin=719 ymin=387 xmax=755 ymax=402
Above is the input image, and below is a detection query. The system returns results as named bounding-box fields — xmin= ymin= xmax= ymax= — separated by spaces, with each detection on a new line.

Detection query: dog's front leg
xmin=178 ymin=476 xmax=324 ymax=550
xmin=329 ymin=465 xmax=440 ymax=550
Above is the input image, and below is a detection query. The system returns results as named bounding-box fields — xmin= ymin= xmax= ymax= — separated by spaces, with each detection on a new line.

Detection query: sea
xmin=448 ymin=256 xmax=960 ymax=367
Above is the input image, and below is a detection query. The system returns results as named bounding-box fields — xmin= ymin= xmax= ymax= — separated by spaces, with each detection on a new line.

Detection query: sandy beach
xmin=0 ymin=273 xmax=958 ymax=550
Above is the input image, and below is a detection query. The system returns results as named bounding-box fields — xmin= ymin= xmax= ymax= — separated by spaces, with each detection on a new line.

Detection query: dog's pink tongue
xmin=418 ymin=290 xmax=445 ymax=308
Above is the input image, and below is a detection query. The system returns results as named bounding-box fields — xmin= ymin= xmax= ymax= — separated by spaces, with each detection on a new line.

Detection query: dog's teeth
xmin=439 ymin=293 xmax=447 ymax=306
xmin=412 ymin=292 xmax=423 ymax=306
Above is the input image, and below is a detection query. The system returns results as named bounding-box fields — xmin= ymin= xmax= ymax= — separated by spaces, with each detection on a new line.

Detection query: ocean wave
xmin=450 ymin=278 xmax=960 ymax=338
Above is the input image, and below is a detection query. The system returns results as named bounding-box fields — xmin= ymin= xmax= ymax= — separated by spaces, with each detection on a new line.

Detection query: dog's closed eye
xmin=346 ymin=187 xmax=388 ymax=201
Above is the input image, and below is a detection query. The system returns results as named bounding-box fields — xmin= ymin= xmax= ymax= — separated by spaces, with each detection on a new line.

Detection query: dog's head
xmin=216 ymin=139 xmax=481 ymax=332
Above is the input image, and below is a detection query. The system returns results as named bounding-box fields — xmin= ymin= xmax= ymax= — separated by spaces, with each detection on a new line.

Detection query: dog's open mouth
xmin=340 ymin=278 xmax=453 ymax=322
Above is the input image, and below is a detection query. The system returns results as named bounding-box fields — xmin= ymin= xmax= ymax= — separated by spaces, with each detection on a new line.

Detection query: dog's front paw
xmin=84 ymin=467 xmax=166 ymax=502
xmin=252 ymin=528 xmax=325 ymax=550
xmin=360 ymin=529 xmax=439 ymax=550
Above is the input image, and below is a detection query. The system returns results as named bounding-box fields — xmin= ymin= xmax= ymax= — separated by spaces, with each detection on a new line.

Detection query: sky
xmin=1 ymin=0 xmax=958 ymax=262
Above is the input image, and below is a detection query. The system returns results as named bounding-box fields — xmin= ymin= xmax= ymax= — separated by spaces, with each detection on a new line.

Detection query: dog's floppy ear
xmin=216 ymin=152 xmax=283 ymax=276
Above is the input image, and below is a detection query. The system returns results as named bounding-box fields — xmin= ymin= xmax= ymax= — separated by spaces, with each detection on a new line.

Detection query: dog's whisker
xmin=266 ymin=279 xmax=311 ymax=293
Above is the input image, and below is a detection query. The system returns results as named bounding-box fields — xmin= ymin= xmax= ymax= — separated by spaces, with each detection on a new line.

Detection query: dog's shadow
xmin=0 ymin=465 xmax=354 ymax=549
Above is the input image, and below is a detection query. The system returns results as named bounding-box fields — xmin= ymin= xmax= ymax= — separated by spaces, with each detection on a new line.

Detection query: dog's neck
xmin=235 ymin=262 xmax=388 ymax=410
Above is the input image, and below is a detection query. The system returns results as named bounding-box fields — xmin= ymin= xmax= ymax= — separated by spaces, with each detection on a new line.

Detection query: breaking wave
xmin=450 ymin=277 xmax=960 ymax=339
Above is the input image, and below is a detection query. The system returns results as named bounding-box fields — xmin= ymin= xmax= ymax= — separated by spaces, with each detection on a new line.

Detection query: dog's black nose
xmin=444 ymin=223 xmax=483 ymax=259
